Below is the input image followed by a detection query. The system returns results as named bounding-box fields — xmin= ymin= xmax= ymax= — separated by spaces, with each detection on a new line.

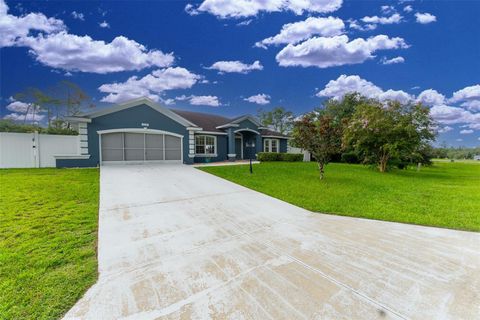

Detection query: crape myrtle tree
xmin=343 ymin=100 xmax=435 ymax=172
xmin=318 ymin=93 xmax=372 ymax=162
xmin=292 ymin=112 xmax=341 ymax=179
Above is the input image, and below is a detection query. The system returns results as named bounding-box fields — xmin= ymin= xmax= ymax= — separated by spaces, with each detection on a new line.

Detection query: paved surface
xmin=64 ymin=164 xmax=480 ymax=320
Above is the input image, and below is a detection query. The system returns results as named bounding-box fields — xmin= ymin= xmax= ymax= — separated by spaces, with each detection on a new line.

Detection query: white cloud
xmin=206 ymin=60 xmax=263 ymax=74
xmin=244 ymin=93 xmax=271 ymax=105
xmin=21 ymin=32 xmax=174 ymax=73
xmin=415 ymin=12 xmax=436 ymax=24
xmin=381 ymin=5 xmax=395 ymax=14
xmin=0 ymin=0 xmax=65 ymax=47
xmin=4 ymin=100 xmax=44 ymax=122
xmin=99 ymin=67 xmax=202 ymax=103
xmin=461 ymin=100 xmax=480 ymax=112
xmin=236 ymin=19 xmax=252 ymax=26
xmin=450 ymin=85 xmax=480 ymax=111
xmin=189 ymin=95 xmax=221 ymax=106
xmin=460 ymin=129 xmax=474 ymax=134
xmin=348 ymin=19 xmax=376 ymax=32
xmin=255 ymin=16 xmax=344 ymax=48
xmin=438 ymin=126 xmax=453 ymax=133
xmin=430 ymin=104 xmax=479 ymax=125
xmin=71 ymin=11 xmax=84 ymax=21
xmin=378 ymin=89 xmax=413 ymax=104
xmin=176 ymin=94 xmax=221 ymax=106
xmin=4 ymin=112 xmax=45 ymax=122
xmin=1 ymin=1 xmax=174 ymax=74
xmin=185 ymin=0 xmax=343 ymax=18
xmin=317 ymin=74 xmax=382 ymax=99
xmin=417 ymin=89 xmax=446 ymax=106
xmin=276 ymin=35 xmax=408 ymax=68
xmin=99 ymin=21 xmax=110 ymax=28
xmin=450 ymin=85 xmax=480 ymax=102
xmin=456 ymin=138 xmax=463 ymax=142
xmin=381 ymin=56 xmax=405 ymax=64
xmin=361 ymin=13 xmax=402 ymax=25
xmin=316 ymin=74 xmax=413 ymax=104
xmin=403 ymin=5 xmax=413 ymax=13
xmin=6 ymin=100 xmax=32 ymax=113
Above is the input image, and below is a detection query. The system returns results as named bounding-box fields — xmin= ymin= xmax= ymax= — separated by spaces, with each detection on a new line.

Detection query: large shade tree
xmin=257 ymin=107 xmax=294 ymax=134
xmin=292 ymin=112 xmax=341 ymax=179
xmin=343 ymin=100 xmax=435 ymax=172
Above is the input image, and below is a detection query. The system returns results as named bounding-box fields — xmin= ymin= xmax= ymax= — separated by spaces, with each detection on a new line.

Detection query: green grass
xmin=200 ymin=161 xmax=480 ymax=232
xmin=0 ymin=168 xmax=99 ymax=320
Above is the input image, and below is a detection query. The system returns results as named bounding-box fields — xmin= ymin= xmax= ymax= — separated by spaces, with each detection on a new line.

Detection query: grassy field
xmin=0 ymin=168 xmax=99 ymax=320
xmin=200 ymin=161 xmax=480 ymax=232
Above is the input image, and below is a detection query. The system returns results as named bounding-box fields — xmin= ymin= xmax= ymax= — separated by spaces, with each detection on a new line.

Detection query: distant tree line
xmin=1 ymin=80 xmax=94 ymax=135
xmin=431 ymin=146 xmax=480 ymax=160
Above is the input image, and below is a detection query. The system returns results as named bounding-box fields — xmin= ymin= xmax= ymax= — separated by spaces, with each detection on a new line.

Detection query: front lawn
xmin=0 ymin=168 xmax=99 ymax=320
xmin=200 ymin=161 xmax=480 ymax=231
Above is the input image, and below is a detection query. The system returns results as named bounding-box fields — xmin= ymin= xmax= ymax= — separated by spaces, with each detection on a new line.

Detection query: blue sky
xmin=1 ymin=0 xmax=479 ymax=146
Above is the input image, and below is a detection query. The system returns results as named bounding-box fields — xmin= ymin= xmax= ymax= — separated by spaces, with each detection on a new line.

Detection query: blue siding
xmin=56 ymin=158 xmax=96 ymax=168
xmin=237 ymin=119 xmax=259 ymax=131
xmin=280 ymin=139 xmax=288 ymax=152
xmin=57 ymin=104 xmax=191 ymax=167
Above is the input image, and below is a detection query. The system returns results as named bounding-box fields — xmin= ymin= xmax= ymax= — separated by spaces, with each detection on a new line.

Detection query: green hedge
xmin=257 ymin=152 xmax=303 ymax=162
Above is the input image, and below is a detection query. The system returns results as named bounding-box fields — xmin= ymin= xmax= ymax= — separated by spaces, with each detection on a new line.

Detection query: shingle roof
xmin=170 ymin=109 xmax=288 ymax=137
xmin=259 ymin=129 xmax=289 ymax=138
xmin=170 ymin=109 xmax=231 ymax=132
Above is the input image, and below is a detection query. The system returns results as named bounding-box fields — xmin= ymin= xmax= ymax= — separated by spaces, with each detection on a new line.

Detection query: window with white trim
xmin=263 ymin=139 xmax=279 ymax=153
xmin=195 ymin=135 xmax=216 ymax=155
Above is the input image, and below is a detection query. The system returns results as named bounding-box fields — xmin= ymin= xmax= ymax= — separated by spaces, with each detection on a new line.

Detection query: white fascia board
xmin=261 ymin=135 xmax=291 ymax=139
xmin=65 ymin=116 xmax=92 ymax=123
xmin=216 ymin=123 xmax=239 ymax=129
xmin=196 ymin=131 xmax=228 ymax=136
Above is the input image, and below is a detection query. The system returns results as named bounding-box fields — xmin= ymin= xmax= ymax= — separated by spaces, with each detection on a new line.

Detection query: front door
xmin=235 ymin=137 xmax=242 ymax=159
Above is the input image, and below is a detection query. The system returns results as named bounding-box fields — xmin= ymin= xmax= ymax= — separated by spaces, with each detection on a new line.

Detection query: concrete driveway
xmin=64 ymin=164 xmax=479 ymax=320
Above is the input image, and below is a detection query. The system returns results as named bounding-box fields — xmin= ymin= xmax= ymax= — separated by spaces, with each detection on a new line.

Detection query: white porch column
xmin=78 ymin=123 xmax=89 ymax=155
xmin=187 ymin=127 xmax=201 ymax=160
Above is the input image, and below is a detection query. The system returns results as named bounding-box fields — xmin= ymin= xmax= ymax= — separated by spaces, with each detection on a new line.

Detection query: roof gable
xmin=229 ymin=115 xmax=262 ymax=127
xmin=84 ymin=98 xmax=197 ymax=128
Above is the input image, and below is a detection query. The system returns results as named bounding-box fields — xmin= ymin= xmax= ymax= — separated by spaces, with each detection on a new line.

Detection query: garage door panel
xmin=124 ymin=133 xmax=144 ymax=148
xmin=165 ymin=135 xmax=181 ymax=149
xmin=102 ymin=133 xmax=123 ymax=149
xmin=146 ymin=134 xmax=164 ymax=148
xmin=125 ymin=149 xmax=144 ymax=161
xmin=102 ymin=149 xmax=123 ymax=161
xmin=165 ymin=149 xmax=181 ymax=160
xmin=146 ymin=149 xmax=164 ymax=160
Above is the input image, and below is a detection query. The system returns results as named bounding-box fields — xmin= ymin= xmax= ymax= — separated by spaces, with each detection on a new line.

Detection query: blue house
xmin=58 ymin=97 xmax=289 ymax=167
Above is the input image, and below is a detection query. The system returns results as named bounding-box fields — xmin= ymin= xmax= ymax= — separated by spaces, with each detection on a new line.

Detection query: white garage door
xmin=101 ymin=132 xmax=182 ymax=163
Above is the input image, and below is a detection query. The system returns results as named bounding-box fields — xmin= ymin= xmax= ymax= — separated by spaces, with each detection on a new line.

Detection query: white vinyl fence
xmin=0 ymin=132 xmax=80 ymax=168
xmin=287 ymin=145 xmax=311 ymax=162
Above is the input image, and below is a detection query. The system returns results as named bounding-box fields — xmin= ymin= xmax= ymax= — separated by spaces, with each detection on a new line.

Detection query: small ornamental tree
xmin=343 ymin=100 xmax=435 ymax=172
xmin=292 ymin=113 xmax=341 ymax=179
